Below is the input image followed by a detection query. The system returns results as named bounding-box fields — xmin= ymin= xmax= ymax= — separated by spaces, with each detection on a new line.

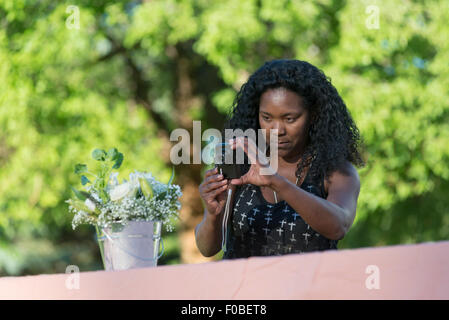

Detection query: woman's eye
xmin=262 ymin=116 xmax=270 ymax=121
xmin=286 ymin=118 xmax=295 ymax=123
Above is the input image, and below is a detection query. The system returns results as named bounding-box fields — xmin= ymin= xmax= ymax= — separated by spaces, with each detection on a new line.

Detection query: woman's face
xmin=258 ymin=87 xmax=309 ymax=161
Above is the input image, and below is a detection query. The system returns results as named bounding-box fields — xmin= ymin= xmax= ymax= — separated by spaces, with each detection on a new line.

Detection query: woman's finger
xmin=203 ymin=179 xmax=228 ymax=193
xmin=248 ymin=138 xmax=270 ymax=166
xmin=230 ymin=173 xmax=250 ymax=185
xmin=231 ymin=137 xmax=265 ymax=166
xmin=200 ymin=173 xmax=221 ymax=194
xmin=244 ymin=137 xmax=270 ymax=166
xmin=230 ymin=178 xmax=243 ymax=185
xmin=230 ymin=137 xmax=255 ymax=164
xmin=204 ymin=173 xmax=224 ymax=185
xmin=210 ymin=183 xmax=229 ymax=197
xmin=204 ymin=167 xmax=218 ymax=179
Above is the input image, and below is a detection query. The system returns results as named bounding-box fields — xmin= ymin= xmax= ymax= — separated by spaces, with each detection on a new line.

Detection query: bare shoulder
xmin=324 ymin=161 xmax=360 ymax=196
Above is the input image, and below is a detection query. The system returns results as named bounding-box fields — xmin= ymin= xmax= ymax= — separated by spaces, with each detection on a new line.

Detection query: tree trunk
xmin=172 ymin=43 xmax=219 ymax=264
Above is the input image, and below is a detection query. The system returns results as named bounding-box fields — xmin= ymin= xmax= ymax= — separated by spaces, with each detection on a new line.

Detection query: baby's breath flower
xmin=69 ymin=170 xmax=182 ymax=232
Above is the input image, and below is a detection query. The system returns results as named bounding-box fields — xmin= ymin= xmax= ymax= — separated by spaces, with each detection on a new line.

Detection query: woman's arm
xmin=229 ymin=137 xmax=360 ymax=241
xmin=195 ymin=184 xmax=237 ymax=257
xmin=269 ymin=161 xmax=360 ymax=240
xmin=195 ymin=208 xmax=224 ymax=257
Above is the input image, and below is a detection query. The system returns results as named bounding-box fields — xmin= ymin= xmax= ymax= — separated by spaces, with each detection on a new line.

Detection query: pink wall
xmin=1 ymin=241 xmax=448 ymax=299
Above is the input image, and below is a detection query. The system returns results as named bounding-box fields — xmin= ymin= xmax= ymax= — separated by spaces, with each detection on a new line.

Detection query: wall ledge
xmin=1 ymin=241 xmax=448 ymax=299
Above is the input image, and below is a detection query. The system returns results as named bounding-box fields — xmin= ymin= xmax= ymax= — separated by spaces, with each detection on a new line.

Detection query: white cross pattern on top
xmin=262 ymin=227 xmax=270 ymax=236
xmin=276 ymin=227 xmax=284 ymax=236
xmin=252 ymin=208 xmax=260 ymax=216
xmin=264 ymin=217 xmax=272 ymax=225
xmin=239 ymin=185 xmax=249 ymax=198
xmin=289 ymin=234 xmax=296 ymax=243
xmin=279 ymin=219 xmax=287 ymax=228
xmin=302 ymin=232 xmax=311 ymax=246
xmin=275 ymin=240 xmax=283 ymax=250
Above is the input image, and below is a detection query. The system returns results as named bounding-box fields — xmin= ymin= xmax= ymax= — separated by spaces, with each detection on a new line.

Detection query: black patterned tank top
xmin=223 ymin=172 xmax=338 ymax=259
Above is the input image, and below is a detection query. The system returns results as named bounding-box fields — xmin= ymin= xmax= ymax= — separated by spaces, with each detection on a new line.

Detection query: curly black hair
xmin=223 ymin=59 xmax=366 ymax=190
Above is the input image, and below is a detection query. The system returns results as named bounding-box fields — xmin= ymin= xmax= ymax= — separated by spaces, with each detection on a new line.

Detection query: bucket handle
xmin=97 ymin=229 xmax=165 ymax=262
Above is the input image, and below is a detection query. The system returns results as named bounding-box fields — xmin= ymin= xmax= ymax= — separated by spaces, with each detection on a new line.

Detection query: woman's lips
xmin=277 ymin=141 xmax=290 ymax=148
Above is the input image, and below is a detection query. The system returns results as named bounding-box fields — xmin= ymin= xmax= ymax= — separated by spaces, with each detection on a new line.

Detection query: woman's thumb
xmin=231 ymin=173 xmax=248 ymax=185
xmin=230 ymin=178 xmax=242 ymax=185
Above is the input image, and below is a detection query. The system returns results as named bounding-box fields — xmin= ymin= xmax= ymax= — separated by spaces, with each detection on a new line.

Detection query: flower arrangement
xmin=66 ymin=148 xmax=182 ymax=232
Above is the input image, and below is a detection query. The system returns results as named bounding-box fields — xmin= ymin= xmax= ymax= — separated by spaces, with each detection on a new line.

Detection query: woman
xmin=195 ymin=59 xmax=365 ymax=259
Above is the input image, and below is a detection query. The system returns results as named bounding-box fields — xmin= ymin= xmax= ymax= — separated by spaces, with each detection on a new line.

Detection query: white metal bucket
xmin=96 ymin=220 xmax=164 ymax=271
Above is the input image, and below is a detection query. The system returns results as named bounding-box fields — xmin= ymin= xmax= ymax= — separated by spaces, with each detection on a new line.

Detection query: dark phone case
xmin=215 ymin=163 xmax=243 ymax=179
xmin=214 ymin=142 xmax=249 ymax=179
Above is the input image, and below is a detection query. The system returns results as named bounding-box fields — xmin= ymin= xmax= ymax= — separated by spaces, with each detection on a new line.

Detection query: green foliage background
xmin=0 ymin=0 xmax=448 ymax=276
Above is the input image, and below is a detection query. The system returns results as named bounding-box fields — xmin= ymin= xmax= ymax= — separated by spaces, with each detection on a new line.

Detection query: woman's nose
xmin=271 ymin=121 xmax=286 ymax=136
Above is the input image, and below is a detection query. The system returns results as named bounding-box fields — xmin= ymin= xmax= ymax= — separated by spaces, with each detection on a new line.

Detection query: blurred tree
xmin=0 ymin=0 xmax=448 ymax=275
xmin=326 ymin=0 xmax=449 ymax=247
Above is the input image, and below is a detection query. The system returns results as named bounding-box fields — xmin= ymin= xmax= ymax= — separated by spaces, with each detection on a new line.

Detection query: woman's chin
xmin=274 ymin=148 xmax=290 ymax=157
xmin=268 ymin=144 xmax=300 ymax=159
xmin=274 ymin=146 xmax=303 ymax=161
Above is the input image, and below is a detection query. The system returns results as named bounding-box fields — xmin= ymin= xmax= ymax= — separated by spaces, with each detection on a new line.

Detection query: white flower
xmin=69 ymin=168 xmax=182 ymax=232
xmin=109 ymin=182 xmax=131 ymax=201
xmin=85 ymin=198 xmax=96 ymax=212
xmin=129 ymin=171 xmax=140 ymax=184
xmin=140 ymin=171 xmax=154 ymax=181
xmin=128 ymin=172 xmax=141 ymax=196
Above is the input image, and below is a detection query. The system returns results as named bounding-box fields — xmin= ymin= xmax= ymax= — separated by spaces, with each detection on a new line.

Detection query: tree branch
xmin=98 ymin=32 xmax=171 ymax=135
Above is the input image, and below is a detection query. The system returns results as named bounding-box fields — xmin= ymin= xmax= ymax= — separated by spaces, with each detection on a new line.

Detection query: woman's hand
xmin=229 ymin=137 xmax=278 ymax=187
xmin=199 ymin=167 xmax=229 ymax=216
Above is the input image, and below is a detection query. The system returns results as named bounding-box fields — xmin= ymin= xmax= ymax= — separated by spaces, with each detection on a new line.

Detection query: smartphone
xmin=214 ymin=142 xmax=249 ymax=179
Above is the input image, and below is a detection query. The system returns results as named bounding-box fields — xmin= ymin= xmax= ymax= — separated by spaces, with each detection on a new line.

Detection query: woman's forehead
xmin=259 ymin=88 xmax=306 ymax=113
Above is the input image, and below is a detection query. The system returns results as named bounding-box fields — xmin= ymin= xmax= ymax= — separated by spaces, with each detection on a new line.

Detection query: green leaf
xmin=81 ymin=175 xmax=90 ymax=185
xmin=112 ymin=152 xmax=124 ymax=169
xmin=107 ymin=148 xmax=119 ymax=161
xmin=92 ymin=149 xmax=107 ymax=161
xmin=139 ymin=177 xmax=153 ymax=199
xmin=98 ymin=189 xmax=109 ymax=203
xmin=76 ymin=191 xmax=100 ymax=205
xmin=67 ymin=199 xmax=93 ymax=213
xmin=168 ymin=166 xmax=175 ymax=185
xmin=71 ymin=187 xmax=87 ymax=201
xmin=74 ymin=164 xmax=87 ymax=174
